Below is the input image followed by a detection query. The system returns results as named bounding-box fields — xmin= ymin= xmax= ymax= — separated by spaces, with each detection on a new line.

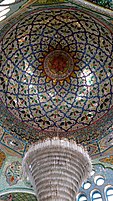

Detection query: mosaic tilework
xmin=78 ymin=164 xmax=113 ymax=200
xmin=27 ymin=0 xmax=113 ymax=10
xmin=1 ymin=132 xmax=26 ymax=154
xmin=0 ymin=193 xmax=37 ymax=201
xmin=0 ymin=147 xmax=34 ymax=195
xmin=0 ymin=99 xmax=113 ymax=144
xmin=5 ymin=161 xmax=22 ymax=186
xmin=0 ymin=149 xmax=6 ymax=170
xmin=100 ymin=155 xmax=113 ymax=164
xmin=85 ymin=143 xmax=99 ymax=156
xmin=24 ymin=176 xmax=33 ymax=188
xmin=87 ymin=0 xmax=113 ymax=10
xmin=36 ymin=0 xmax=65 ymax=3
xmin=99 ymin=132 xmax=113 ymax=152
xmin=0 ymin=9 xmax=113 ymax=134
xmin=0 ymin=126 xmax=4 ymax=139
xmin=0 ymin=128 xmax=27 ymax=155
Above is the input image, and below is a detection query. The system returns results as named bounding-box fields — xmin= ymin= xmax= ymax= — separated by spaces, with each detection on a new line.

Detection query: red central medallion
xmin=44 ymin=50 xmax=74 ymax=81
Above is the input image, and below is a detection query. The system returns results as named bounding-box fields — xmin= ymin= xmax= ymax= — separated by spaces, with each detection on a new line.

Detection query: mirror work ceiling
xmin=0 ymin=0 xmax=113 ymax=197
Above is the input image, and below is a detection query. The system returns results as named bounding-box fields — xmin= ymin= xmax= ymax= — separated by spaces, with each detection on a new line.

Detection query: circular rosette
xmin=44 ymin=50 xmax=74 ymax=81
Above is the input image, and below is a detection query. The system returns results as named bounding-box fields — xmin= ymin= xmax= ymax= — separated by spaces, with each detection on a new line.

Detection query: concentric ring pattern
xmin=0 ymin=9 xmax=113 ymax=132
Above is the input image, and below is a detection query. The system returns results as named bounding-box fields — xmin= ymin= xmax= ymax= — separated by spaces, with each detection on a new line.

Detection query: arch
xmin=91 ymin=190 xmax=103 ymax=201
xmin=94 ymin=175 xmax=105 ymax=186
xmin=78 ymin=194 xmax=87 ymax=201
xmin=106 ymin=187 xmax=113 ymax=201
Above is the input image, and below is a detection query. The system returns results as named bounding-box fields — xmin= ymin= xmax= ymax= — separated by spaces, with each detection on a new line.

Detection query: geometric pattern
xmin=0 ymin=9 xmax=113 ymax=133
xmin=0 ymin=193 xmax=37 ymax=201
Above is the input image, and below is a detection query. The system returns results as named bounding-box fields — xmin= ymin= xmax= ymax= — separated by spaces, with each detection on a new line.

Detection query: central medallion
xmin=44 ymin=50 xmax=74 ymax=81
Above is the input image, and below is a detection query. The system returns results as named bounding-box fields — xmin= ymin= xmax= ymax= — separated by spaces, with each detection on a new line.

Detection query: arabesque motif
xmin=5 ymin=161 xmax=22 ymax=186
xmin=0 ymin=9 xmax=113 ymax=132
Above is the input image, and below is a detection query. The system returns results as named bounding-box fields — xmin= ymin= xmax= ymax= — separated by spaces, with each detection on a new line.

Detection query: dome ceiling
xmin=0 ymin=1 xmax=113 ymax=199
xmin=0 ymin=8 xmax=113 ymax=142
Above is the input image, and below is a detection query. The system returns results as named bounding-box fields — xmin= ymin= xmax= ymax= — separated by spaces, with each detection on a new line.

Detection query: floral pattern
xmin=5 ymin=161 xmax=22 ymax=186
xmin=0 ymin=4 xmax=113 ymax=199
xmin=0 ymin=9 xmax=113 ymax=141
xmin=1 ymin=132 xmax=26 ymax=155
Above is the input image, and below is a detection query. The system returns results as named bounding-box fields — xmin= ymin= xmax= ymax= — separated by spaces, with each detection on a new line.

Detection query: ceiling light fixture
xmin=23 ymin=138 xmax=92 ymax=201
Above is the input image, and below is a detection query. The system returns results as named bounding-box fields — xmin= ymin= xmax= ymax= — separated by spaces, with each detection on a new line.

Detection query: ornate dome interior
xmin=0 ymin=0 xmax=113 ymax=200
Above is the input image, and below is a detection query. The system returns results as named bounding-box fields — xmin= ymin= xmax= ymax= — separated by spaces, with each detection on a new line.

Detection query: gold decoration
xmin=0 ymin=150 xmax=6 ymax=169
